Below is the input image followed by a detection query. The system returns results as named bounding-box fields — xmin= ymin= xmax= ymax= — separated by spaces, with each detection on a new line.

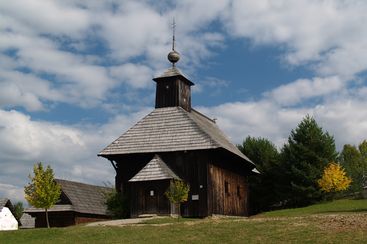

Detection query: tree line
xmin=239 ymin=115 xmax=367 ymax=214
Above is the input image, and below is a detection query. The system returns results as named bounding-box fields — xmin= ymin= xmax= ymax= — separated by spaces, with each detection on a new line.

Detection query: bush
xmin=105 ymin=190 xmax=129 ymax=219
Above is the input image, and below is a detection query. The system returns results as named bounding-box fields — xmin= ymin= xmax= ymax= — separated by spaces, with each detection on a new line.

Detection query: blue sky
xmin=1 ymin=0 xmax=367 ymax=203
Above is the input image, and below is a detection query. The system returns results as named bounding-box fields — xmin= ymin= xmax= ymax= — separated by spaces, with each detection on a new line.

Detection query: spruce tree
xmin=280 ymin=115 xmax=337 ymax=206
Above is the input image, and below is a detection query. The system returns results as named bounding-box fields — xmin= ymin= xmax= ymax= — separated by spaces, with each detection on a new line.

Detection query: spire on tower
xmin=167 ymin=18 xmax=180 ymax=67
xmin=172 ymin=18 xmax=176 ymax=51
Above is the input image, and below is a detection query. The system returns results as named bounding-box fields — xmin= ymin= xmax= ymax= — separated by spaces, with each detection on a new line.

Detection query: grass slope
xmin=1 ymin=199 xmax=367 ymax=244
xmin=259 ymin=199 xmax=367 ymax=217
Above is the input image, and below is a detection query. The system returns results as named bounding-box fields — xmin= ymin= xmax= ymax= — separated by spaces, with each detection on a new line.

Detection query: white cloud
xmin=224 ymin=0 xmax=367 ymax=77
xmin=109 ymin=64 xmax=154 ymax=89
xmin=199 ymin=85 xmax=367 ymax=151
xmin=0 ymin=0 xmax=90 ymax=37
xmin=0 ymin=183 xmax=24 ymax=203
xmin=198 ymin=101 xmax=309 ymax=147
xmin=0 ymin=107 xmax=151 ymax=203
xmin=0 ymin=0 xmax=230 ymax=112
xmin=265 ymin=76 xmax=344 ymax=106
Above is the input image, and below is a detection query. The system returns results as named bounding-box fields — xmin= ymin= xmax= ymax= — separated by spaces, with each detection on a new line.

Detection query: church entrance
xmin=130 ymin=180 xmax=171 ymax=217
xmin=144 ymin=188 xmax=158 ymax=213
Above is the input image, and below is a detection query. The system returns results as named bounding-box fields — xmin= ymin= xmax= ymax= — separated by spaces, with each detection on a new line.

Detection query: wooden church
xmin=99 ymin=35 xmax=258 ymax=218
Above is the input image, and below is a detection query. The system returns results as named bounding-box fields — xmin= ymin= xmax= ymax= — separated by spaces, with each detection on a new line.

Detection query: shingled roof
xmin=99 ymin=106 xmax=254 ymax=166
xmin=129 ymin=155 xmax=181 ymax=182
xmin=0 ymin=198 xmax=12 ymax=211
xmin=153 ymin=67 xmax=194 ymax=85
xmin=25 ymin=179 xmax=112 ymax=216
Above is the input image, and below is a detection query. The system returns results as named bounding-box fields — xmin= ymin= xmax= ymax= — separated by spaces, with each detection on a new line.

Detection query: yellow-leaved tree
xmin=24 ymin=163 xmax=61 ymax=228
xmin=317 ymin=162 xmax=352 ymax=192
xmin=165 ymin=179 xmax=190 ymax=220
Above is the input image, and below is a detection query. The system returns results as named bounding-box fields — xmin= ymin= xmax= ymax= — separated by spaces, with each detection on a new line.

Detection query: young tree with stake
xmin=24 ymin=162 xmax=61 ymax=228
xmin=165 ymin=179 xmax=190 ymax=220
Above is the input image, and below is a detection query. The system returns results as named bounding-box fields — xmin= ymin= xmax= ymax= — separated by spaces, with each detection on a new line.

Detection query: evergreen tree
xmin=238 ymin=136 xmax=280 ymax=213
xmin=24 ymin=163 xmax=61 ymax=228
xmin=13 ymin=202 xmax=24 ymax=221
xmin=280 ymin=115 xmax=337 ymax=206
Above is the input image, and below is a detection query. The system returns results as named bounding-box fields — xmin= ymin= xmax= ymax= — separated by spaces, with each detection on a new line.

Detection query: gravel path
xmin=85 ymin=217 xmax=155 ymax=226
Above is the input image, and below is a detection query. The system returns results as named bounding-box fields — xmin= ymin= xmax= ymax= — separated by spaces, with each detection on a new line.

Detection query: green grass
xmin=1 ymin=199 xmax=367 ymax=244
xmin=258 ymin=199 xmax=367 ymax=217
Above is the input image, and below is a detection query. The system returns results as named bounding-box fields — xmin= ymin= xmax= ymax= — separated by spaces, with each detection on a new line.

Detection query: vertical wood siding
xmin=209 ymin=164 xmax=248 ymax=216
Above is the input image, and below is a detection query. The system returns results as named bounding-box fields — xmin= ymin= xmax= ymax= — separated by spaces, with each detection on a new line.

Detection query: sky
xmin=1 ymin=0 xmax=367 ymax=204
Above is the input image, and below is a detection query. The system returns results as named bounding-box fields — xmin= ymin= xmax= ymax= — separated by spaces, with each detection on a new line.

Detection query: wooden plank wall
xmin=178 ymin=80 xmax=191 ymax=111
xmin=155 ymin=78 xmax=179 ymax=108
xmin=130 ymin=180 xmax=170 ymax=217
xmin=32 ymin=211 xmax=75 ymax=227
xmin=162 ymin=151 xmax=208 ymax=217
xmin=209 ymin=164 xmax=248 ymax=216
xmin=114 ymin=150 xmax=210 ymax=218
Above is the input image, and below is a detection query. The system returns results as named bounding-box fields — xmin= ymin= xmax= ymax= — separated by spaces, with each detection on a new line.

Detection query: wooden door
xmin=144 ymin=188 xmax=158 ymax=213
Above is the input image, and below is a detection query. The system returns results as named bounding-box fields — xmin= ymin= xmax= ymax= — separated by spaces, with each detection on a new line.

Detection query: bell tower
xmin=153 ymin=20 xmax=194 ymax=112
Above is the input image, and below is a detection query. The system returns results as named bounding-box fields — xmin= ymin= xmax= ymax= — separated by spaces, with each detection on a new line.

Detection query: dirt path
xmin=85 ymin=217 xmax=158 ymax=226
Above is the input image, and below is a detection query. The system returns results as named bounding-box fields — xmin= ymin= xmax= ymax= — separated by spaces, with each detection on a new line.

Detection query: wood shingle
xmin=129 ymin=155 xmax=180 ymax=182
xmin=99 ymin=107 xmax=254 ymax=165
xmin=25 ymin=179 xmax=112 ymax=216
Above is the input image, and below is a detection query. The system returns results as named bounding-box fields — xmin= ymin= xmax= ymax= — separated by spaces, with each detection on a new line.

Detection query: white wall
xmin=0 ymin=207 xmax=18 ymax=231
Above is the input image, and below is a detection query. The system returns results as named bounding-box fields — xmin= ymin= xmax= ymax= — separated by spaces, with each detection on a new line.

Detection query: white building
xmin=0 ymin=198 xmax=18 ymax=231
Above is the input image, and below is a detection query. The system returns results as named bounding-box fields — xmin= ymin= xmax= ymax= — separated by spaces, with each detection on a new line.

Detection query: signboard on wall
xmin=192 ymin=194 xmax=199 ymax=200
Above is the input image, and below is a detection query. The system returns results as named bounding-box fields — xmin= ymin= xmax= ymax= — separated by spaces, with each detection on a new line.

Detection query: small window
xmin=225 ymin=181 xmax=229 ymax=195
xmin=150 ymin=190 xmax=154 ymax=196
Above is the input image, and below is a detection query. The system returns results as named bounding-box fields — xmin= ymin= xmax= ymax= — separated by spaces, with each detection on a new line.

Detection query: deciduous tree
xmin=165 ymin=179 xmax=189 ymax=219
xmin=339 ymin=141 xmax=367 ymax=193
xmin=24 ymin=163 xmax=61 ymax=228
xmin=105 ymin=189 xmax=129 ymax=219
xmin=317 ymin=162 xmax=352 ymax=193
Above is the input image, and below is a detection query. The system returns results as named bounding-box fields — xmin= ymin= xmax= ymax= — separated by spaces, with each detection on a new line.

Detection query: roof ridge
xmin=188 ymin=108 xmax=255 ymax=166
xmin=154 ymin=154 xmax=180 ymax=180
xmin=191 ymin=108 xmax=215 ymax=123
xmin=55 ymin=178 xmax=111 ymax=189
xmin=55 ymin=179 xmax=74 ymax=206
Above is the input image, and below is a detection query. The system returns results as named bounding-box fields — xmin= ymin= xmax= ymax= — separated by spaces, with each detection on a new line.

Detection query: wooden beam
xmin=109 ymin=159 xmax=117 ymax=171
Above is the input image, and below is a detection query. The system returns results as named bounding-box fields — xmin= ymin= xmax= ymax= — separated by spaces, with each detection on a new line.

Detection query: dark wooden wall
xmin=31 ymin=211 xmax=75 ymax=228
xmin=155 ymin=77 xmax=191 ymax=111
xmin=114 ymin=150 xmax=209 ymax=217
xmin=130 ymin=180 xmax=170 ymax=217
xmin=113 ymin=149 xmax=251 ymax=218
xmin=209 ymin=163 xmax=248 ymax=216
xmin=31 ymin=211 xmax=110 ymax=228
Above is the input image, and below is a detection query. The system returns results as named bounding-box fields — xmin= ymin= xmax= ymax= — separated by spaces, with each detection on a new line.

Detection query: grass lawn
xmin=1 ymin=199 xmax=367 ymax=244
xmin=259 ymin=199 xmax=367 ymax=217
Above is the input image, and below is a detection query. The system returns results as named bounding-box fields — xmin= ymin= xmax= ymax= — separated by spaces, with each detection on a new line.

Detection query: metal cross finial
xmin=167 ymin=18 xmax=180 ymax=67
xmin=172 ymin=18 xmax=176 ymax=51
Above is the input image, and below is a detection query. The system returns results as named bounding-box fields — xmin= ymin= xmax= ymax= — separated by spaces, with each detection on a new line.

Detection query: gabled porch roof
xmin=129 ymin=155 xmax=180 ymax=182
